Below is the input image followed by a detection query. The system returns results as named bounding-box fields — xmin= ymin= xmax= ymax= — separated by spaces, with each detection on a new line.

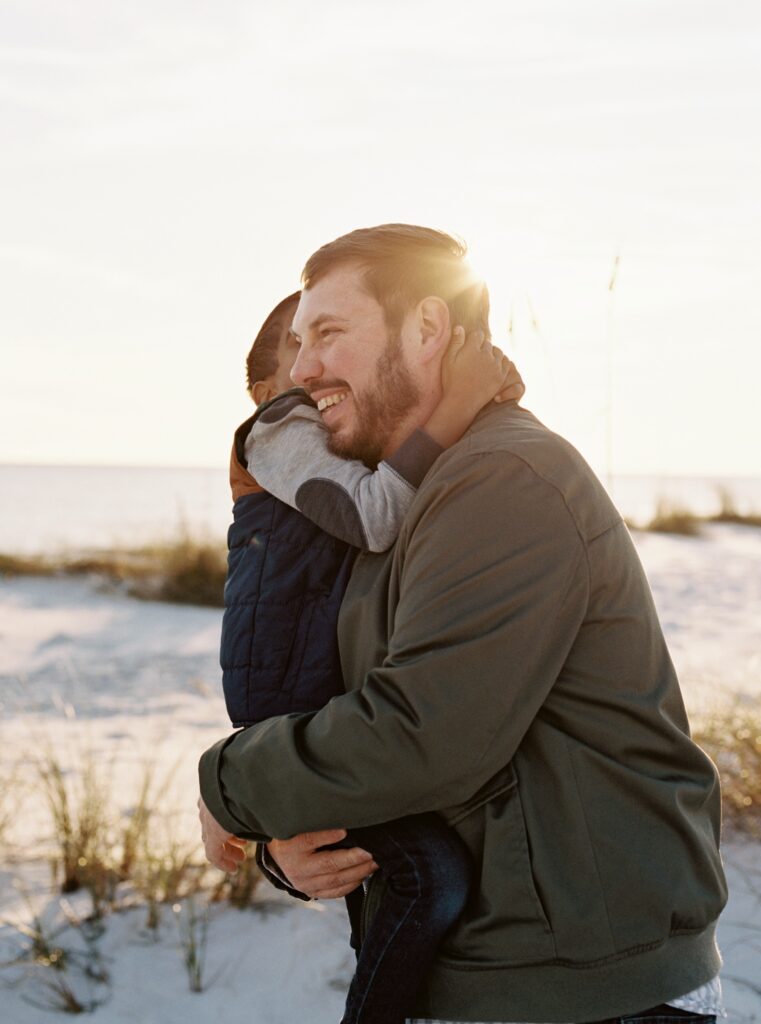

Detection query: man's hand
xmin=266 ymin=830 xmax=378 ymax=899
xmin=198 ymin=795 xmax=248 ymax=873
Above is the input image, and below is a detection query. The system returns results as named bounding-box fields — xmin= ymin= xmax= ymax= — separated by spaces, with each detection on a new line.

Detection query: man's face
xmin=289 ymin=264 xmax=421 ymax=465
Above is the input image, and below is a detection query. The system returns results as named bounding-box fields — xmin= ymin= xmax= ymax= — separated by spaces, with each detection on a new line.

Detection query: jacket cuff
xmin=198 ymin=734 xmax=271 ymax=841
xmin=254 ymin=843 xmax=311 ymax=902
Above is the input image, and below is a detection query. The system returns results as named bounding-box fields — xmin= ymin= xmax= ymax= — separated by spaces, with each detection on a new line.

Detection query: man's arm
xmin=199 ymin=451 xmax=588 ymax=841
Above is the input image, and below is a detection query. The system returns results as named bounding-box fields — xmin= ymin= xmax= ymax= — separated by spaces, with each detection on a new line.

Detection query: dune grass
xmin=2 ymin=484 xmax=756 ymax=601
xmin=173 ymin=895 xmax=210 ymax=993
xmin=21 ymin=705 xmax=761 ymax=903
xmin=708 ymin=487 xmax=761 ymax=528
xmin=36 ymin=748 xmax=120 ymax=916
xmin=694 ymin=707 xmax=761 ymax=839
xmin=209 ymin=851 xmax=263 ymax=909
xmin=628 ymin=485 xmax=761 ymax=536
xmin=0 ymin=533 xmax=228 ymax=608
xmin=642 ymin=499 xmax=703 ymax=537
xmin=1 ymin=704 xmax=760 ymax=1010
xmin=0 ymin=552 xmax=54 ymax=576
xmin=0 ymin=763 xmax=22 ymax=850
xmin=131 ymin=534 xmax=227 ymax=607
xmin=29 ymin=745 xmax=258 ymax=925
xmin=1 ymin=745 xmax=255 ymax=1007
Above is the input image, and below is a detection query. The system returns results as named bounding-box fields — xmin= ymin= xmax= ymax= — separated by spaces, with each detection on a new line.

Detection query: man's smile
xmin=316 ymin=392 xmax=348 ymax=412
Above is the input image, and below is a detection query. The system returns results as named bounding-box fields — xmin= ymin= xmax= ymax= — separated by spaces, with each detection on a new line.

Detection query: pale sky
xmin=2 ymin=0 xmax=760 ymax=477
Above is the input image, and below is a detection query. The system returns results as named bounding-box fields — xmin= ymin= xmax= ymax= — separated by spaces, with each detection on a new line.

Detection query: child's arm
xmin=424 ymin=327 xmax=514 ymax=448
xmin=246 ymin=334 xmax=515 ymax=553
xmin=244 ymin=391 xmax=433 ymax=553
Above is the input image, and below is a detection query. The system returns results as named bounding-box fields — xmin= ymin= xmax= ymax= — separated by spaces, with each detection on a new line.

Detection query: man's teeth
xmin=317 ymin=393 xmax=348 ymax=412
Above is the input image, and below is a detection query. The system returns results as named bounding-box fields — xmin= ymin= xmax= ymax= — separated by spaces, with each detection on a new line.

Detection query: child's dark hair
xmin=245 ymin=291 xmax=301 ymax=394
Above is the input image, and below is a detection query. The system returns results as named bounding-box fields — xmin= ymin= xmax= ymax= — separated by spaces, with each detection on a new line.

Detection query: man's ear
xmin=251 ymin=379 xmax=278 ymax=406
xmin=416 ymin=297 xmax=452 ymax=366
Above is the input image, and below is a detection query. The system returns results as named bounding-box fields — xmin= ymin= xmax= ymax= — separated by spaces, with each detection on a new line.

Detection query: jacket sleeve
xmin=198 ymin=452 xmax=589 ymax=840
xmin=246 ymin=400 xmax=443 ymax=553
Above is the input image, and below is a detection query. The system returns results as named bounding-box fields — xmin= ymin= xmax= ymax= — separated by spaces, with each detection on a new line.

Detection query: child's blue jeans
xmin=321 ymin=811 xmax=472 ymax=1024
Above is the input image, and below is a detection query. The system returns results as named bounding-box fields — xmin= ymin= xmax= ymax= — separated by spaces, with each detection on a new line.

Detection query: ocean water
xmin=1 ymin=463 xmax=760 ymax=555
xmin=0 ymin=464 xmax=231 ymax=554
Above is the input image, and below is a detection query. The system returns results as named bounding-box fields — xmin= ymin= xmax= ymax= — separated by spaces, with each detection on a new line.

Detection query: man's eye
xmin=320 ymin=327 xmax=341 ymax=338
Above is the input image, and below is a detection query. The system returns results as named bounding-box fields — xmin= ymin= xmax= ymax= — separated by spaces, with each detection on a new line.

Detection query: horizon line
xmin=0 ymin=461 xmax=759 ymax=482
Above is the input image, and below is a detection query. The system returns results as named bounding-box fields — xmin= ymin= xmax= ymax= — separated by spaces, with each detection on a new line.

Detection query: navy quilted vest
xmin=220 ymin=417 xmax=357 ymax=728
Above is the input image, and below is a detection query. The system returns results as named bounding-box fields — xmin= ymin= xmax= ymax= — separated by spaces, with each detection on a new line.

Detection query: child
xmin=220 ymin=291 xmax=522 ymax=1024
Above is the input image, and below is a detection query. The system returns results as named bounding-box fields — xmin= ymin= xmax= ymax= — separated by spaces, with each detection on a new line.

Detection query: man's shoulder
xmin=420 ymin=403 xmax=621 ymax=543
xmin=453 ymin=402 xmax=583 ymax=467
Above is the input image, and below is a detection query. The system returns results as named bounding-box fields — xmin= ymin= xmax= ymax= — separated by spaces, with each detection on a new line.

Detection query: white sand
xmin=1 ymin=523 xmax=759 ymax=1022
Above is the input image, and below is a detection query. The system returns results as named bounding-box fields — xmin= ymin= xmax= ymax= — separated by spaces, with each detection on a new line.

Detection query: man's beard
xmin=327 ymin=332 xmax=421 ymax=468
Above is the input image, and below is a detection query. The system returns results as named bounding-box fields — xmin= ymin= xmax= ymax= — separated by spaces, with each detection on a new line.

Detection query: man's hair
xmin=301 ymin=224 xmax=490 ymax=338
xmin=245 ymin=291 xmax=301 ymax=393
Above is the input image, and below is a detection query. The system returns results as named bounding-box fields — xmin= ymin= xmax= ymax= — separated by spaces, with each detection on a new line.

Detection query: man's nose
xmin=290 ymin=342 xmax=323 ymax=388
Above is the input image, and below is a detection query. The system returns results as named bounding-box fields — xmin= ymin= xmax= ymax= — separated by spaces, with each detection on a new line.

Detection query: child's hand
xmin=494 ymin=353 xmax=525 ymax=405
xmin=424 ymin=328 xmax=524 ymax=449
xmin=442 ymin=327 xmax=513 ymax=409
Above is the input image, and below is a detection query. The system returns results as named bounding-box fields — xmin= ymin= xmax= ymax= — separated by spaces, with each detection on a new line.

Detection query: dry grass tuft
xmin=35 ymin=748 xmax=214 ymax=927
xmin=132 ymin=822 xmax=208 ymax=936
xmin=708 ymin=487 xmax=761 ymax=528
xmin=37 ymin=748 xmax=119 ymax=916
xmin=2 ymin=897 xmax=110 ymax=1014
xmin=644 ymin=499 xmax=703 ymax=537
xmin=115 ymin=760 xmax=183 ymax=884
xmin=8 ymin=910 xmax=69 ymax=972
xmin=173 ymin=895 xmax=210 ymax=993
xmin=0 ymin=531 xmax=227 ymax=607
xmin=208 ymin=850 xmax=263 ymax=909
xmin=26 ymin=972 xmax=93 ymax=1014
xmin=0 ymin=762 xmax=23 ymax=850
xmin=0 ymin=553 xmax=54 ymax=577
xmin=628 ymin=486 xmax=761 ymax=535
xmin=694 ymin=707 xmax=761 ymax=838
xmin=132 ymin=533 xmax=227 ymax=608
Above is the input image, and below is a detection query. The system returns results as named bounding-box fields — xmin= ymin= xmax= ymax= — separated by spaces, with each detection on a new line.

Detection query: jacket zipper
xmin=359 ymin=871 xmax=385 ymax=945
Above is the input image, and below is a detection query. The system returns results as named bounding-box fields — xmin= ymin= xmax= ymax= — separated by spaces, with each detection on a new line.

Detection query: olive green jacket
xmin=199 ymin=402 xmax=727 ymax=1023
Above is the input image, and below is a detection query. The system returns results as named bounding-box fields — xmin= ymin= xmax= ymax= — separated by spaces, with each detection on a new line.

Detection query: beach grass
xmin=132 ymin=533 xmax=226 ymax=607
xmin=1 ymin=705 xmax=760 ymax=1013
xmin=641 ymin=499 xmax=704 ymax=537
xmin=708 ymin=487 xmax=761 ymax=528
xmin=0 ymin=534 xmax=227 ymax=607
xmin=2 ymin=887 xmax=110 ymax=1013
xmin=2 ymin=484 xmax=759 ymax=598
xmin=28 ymin=743 xmax=253 ymax=925
xmin=209 ymin=849 xmax=263 ymax=909
xmin=694 ymin=707 xmax=761 ymax=839
xmin=173 ymin=895 xmax=210 ymax=993
xmin=626 ymin=485 xmax=761 ymax=535
xmin=0 ymin=762 xmax=22 ymax=850
xmin=131 ymin=822 xmax=208 ymax=936
xmin=18 ymin=705 xmax=761 ymax=905
xmin=0 ymin=552 xmax=55 ymax=577
xmin=37 ymin=747 xmax=120 ymax=917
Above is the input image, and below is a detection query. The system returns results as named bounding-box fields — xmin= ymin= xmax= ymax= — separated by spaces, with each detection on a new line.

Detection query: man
xmin=199 ymin=224 xmax=727 ymax=1023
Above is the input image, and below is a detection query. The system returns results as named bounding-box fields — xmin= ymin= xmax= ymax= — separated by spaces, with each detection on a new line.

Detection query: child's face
xmin=270 ymin=312 xmax=301 ymax=394
xmin=254 ymin=301 xmax=300 ymax=405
